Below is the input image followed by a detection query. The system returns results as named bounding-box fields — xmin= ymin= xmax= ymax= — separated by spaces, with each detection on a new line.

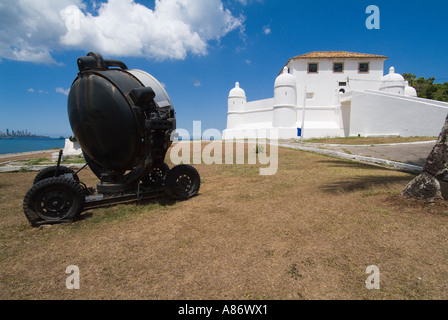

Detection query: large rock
xmin=401 ymin=171 xmax=443 ymax=201
xmin=402 ymin=113 xmax=448 ymax=201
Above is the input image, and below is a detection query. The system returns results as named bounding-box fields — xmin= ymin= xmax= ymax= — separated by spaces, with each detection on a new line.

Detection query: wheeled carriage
xmin=23 ymin=53 xmax=200 ymax=226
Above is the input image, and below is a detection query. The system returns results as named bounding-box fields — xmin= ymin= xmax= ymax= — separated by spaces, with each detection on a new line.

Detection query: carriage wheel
xmin=23 ymin=177 xmax=85 ymax=226
xmin=165 ymin=165 xmax=200 ymax=200
xmin=33 ymin=165 xmax=79 ymax=184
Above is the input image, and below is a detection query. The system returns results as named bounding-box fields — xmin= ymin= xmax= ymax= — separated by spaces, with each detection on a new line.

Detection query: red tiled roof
xmin=291 ymin=51 xmax=388 ymax=59
xmin=279 ymin=51 xmax=388 ymax=74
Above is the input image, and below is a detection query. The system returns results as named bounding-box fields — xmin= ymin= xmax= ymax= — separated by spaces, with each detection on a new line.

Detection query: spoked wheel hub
xmin=174 ymin=174 xmax=194 ymax=195
xmin=141 ymin=163 xmax=170 ymax=188
xmin=23 ymin=177 xmax=85 ymax=226
xmin=38 ymin=190 xmax=74 ymax=219
xmin=165 ymin=164 xmax=200 ymax=200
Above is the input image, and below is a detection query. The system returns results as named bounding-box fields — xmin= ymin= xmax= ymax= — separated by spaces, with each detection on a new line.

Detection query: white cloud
xmin=27 ymin=88 xmax=49 ymax=94
xmin=0 ymin=0 xmax=82 ymax=64
xmin=192 ymin=79 xmax=201 ymax=87
xmin=236 ymin=0 xmax=263 ymax=5
xmin=56 ymin=87 xmax=70 ymax=95
xmin=0 ymin=0 xmax=244 ymax=63
xmin=245 ymin=59 xmax=251 ymax=65
xmin=263 ymin=25 xmax=271 ymax=35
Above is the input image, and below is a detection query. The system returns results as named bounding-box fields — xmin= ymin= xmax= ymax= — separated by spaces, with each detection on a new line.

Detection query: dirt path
xmin=285 ymin=141 xmax=436 ymax=167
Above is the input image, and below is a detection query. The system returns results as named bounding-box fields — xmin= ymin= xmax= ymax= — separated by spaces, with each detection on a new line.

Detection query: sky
xmin=0 ymin=0 xmax=448 ymax=138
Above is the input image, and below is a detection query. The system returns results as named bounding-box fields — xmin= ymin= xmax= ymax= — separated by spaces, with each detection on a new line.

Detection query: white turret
xmin=227 ymin=82 xmax=246 ymax=129
xmin=405 ymin=81 xmax=418 ymax=97
xmin=273 ymin=67 xmax=297 ymax=128
xmin=380 ymin=66 xmax=406 ymax=95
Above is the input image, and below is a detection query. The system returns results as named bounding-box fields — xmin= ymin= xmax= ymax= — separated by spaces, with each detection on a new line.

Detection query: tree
xmin=433 ymin=83 xmax=448 ymax=102
xmin=403 ymin=73 xmax=448 ymax=102
xmin=402 ymin=113 xmax=448 ymax=201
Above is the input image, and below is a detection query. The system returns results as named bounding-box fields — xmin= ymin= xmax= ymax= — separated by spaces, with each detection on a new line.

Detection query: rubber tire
xmin=23 ymin=177 xmax=85 ymax=227
xmin=165 ymin=164 xmax=200 ymax=200
xmin=33 ymin=166 xmax=79 ymax=184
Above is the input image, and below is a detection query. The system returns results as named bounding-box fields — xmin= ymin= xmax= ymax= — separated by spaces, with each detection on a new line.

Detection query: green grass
xmin=24 ymin=158 xmax=48 ymax=165
xmin=61 ymin=156 xmax=86 ymax=164
xmin=1 ymin=156 xmax=86 ymax=168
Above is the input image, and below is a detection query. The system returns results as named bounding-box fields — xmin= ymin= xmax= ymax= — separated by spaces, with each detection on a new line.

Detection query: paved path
xmin=277 ymin=140 xmax=437 ymax=175
xmin=305 ymin=141 xmax=435 ymax=167
xmin=336 ymin=144 xmax=434 ymax=167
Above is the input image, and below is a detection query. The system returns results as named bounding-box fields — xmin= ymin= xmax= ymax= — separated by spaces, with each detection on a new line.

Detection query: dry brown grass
xmin=1 ymin=143 xmax=448 ymax=300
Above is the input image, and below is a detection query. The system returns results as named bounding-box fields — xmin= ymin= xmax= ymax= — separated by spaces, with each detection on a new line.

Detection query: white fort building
xmin=223 ymin=51 xmax=448 ymax=140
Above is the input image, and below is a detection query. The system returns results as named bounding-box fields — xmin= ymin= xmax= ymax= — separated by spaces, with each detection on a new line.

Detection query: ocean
xmin=0 ymin=138 xmax=66 ymax=155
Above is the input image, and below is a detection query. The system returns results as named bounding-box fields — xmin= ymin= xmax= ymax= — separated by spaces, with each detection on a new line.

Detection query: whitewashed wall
xmin=350 ymin=91 xmax=448 ymax=137
xmin=289 ymin=59 xmax=385 ymax=108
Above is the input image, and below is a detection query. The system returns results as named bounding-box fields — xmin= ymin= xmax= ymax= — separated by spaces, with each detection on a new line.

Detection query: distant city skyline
xmin=0 ymin=128 xmax=48 ymax=138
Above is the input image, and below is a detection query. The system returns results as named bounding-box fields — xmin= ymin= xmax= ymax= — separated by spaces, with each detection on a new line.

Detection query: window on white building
xmin=359 ymin=62 xmax=370 ymax=73
xmin=308 ymin=63 xmax=318 ymax=73
xmin=333 ymin=63 xmax=344 ymax=73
